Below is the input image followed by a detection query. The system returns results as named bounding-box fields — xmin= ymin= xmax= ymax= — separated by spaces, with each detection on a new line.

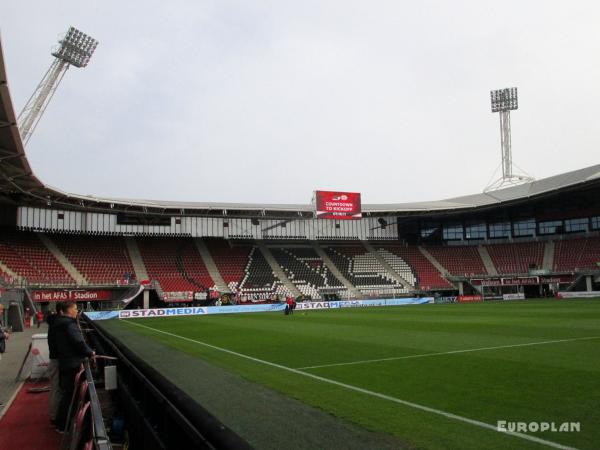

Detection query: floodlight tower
xmin=17 ymin=26 xmax=98 ymax=145
xmin=484 ymin=87 xmax=534 ymax=192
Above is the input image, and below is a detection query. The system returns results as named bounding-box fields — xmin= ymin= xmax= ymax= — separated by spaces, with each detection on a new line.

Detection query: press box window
xmin=489 ymin=222 xmax=511 ymax=238
xmin=465 ymin=223 xmax=486 ymax=240
xmin=443 ymin=223 xmax=463 ymax=240
xmin=513 ymin=219 xmax=535 ymax=237
xmin=538 ymin=220 xmax=562 ymax=235
xmin=564 ymin=218 xmax=588 ymax=233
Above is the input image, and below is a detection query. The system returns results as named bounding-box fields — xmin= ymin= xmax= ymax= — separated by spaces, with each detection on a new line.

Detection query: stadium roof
xmin=1 ymin=38 xmax=599 ymax=218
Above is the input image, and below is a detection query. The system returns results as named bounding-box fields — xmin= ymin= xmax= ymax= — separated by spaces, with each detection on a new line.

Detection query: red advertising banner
xmin=315 ymin=191 xmax=362 ymax=220
xmin=162 ymin=291 xmax=194 ymax=302
xmin=32 ymin=290 xmax=113 ymax=302
xmin=470 ymin=275 xmax=573 ymax=287
xmin=457 ymin=295 xmax=483 ymax=303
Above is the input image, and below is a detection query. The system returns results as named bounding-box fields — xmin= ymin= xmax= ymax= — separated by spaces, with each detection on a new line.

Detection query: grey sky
xmin=2 ymin=1 xmax=599 ymax=205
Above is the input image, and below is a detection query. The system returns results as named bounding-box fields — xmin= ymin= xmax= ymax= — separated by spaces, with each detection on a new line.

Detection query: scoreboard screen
xmin=315 ymin=191 xmax=362 ymax=220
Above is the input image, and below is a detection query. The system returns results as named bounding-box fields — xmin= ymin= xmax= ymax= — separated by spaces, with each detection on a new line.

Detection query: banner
xmin=502 ymin=293 xmax=525 ymax=300
xmin=296 ymin=298 xmax=433 ymax=310
xmin=471 ymin=275 xmax=573 ymax=286
xmin=434 ymin=296 xmax=457 ymax=304
xmin=162 ymin=291 xmax=193 ymax=302
xmin=119 ymin=306 xmax=207 ymax=319
xmin=87 ymin=297 xmax=434 ymax=320
xmin=556 ymin=291 xmax=600 ymax=299
xmin=315 ymin=191 xmax=362 ymax=220
xmin=32 ymin=290 xmax=113 ymax=302
xmin=457 ymin=295 xmax=482 ymax=303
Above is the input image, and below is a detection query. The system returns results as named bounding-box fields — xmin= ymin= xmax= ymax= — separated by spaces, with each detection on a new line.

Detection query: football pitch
xmin=101 ymin=299 xmax=600 ymax=450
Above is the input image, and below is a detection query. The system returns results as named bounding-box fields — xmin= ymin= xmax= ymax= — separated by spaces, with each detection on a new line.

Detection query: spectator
xmin=47 ymin=302 xmax=65 ymax=424
xmin=36 ymin=309 xmax=44 ymax=328
xmin=53 ymin=301 xmax=95 ymax=433
xmin=0 ymin=326 xmax=9 ymax=360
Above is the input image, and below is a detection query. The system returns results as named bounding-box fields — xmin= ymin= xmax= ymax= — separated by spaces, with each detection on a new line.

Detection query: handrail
xmin=84 ymin=361 xmax=111 ymax=450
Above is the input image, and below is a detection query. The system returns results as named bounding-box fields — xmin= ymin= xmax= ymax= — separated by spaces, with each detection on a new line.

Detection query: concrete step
xmin=543 ymin=241 xmax=555 ymax=272
xmin=194 ymin=238 xmax=230 ymax=292
xmin=477 ymin=245 xmax=498 ymax=276
xmin=418 ymin=246 xmax=450 ymax=277
xmin=310 ymin=242 xmax=361 ymax=298
xmin=125 ymin=237 xmax=149 ymax=281
xmin=0 ymin=260 xmax=21 ymax=284
xmin=37 ymin=233 xmax=87 ymax=284
xmin=257 ymin=242 xmax=302 ymax=297
xmin=361 ymin=241 xmax=415 ymax=289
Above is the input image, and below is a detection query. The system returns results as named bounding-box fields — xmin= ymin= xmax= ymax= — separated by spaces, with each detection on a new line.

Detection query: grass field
xmin=102 ymin=299 xmax=600 ymax=450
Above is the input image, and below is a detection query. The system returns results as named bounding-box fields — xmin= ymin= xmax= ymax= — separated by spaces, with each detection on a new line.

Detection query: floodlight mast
xmin=484 ymin=87 xmax=534 ymax=192
xmin=17 ymin=27 xmax=98 ymax=145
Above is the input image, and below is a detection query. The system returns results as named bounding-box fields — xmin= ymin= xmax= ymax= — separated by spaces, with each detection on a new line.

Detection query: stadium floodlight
xmin=484 ymin=87 xmax=533 ymax=192
xmin=17 ymin=27 xmax=98 ymax=145
xmin=52 ymin=26 xmax=98 ymax=68
xmin=490 ymin=87 xmax=518 ymax=113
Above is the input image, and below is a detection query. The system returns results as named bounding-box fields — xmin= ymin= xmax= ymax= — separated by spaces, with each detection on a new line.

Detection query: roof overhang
xmin=1 ymin=37 xmax=599 ymax=219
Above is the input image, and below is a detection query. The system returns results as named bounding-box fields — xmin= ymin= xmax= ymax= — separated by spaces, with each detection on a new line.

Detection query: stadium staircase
xmin=542 ymin=241 xmax=555 ymax=272
xmin=310 ymin=242 xmax=361 ymax=298
xmin=270 ymin=246 xmax=344 ymax=299
xmin=175 ymin=241 xmax=207 ymax=291
xmin=0 ymin=230 xmax=74 ymax=285
xmin=125 ymin=237 xmax=149 ymax=281
xmin=362 ymin=240 xmax=415 ymax=289
xmin=418 ymin=246 xmax=450 ymax=278
xmin=194 ymin=238 xmax=230 ymax=292
xmin=37 ymin=233 xmax=87 ymax=284
xmin=257 ymin=242 xmax=302 ymax=297
xmin=0 ymin=260 xmax=20 ymax=283
xmin=477 ymin=245 xmax=498 ymax=275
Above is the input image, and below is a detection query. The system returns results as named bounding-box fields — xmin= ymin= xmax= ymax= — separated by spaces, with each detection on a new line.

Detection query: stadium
xmin=0 ymin=16 xmax=599 ymax=450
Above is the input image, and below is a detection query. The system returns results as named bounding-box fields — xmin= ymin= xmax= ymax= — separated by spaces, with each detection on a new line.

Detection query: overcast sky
xmin=2 ymin=1 xmax=599 ymax=205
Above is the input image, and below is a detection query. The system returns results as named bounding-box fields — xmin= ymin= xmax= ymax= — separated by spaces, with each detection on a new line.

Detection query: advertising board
xmin=314 ymin=191 xmax=362 ymax=220
xmin=32 ymin=290 xmax=113 ymax=302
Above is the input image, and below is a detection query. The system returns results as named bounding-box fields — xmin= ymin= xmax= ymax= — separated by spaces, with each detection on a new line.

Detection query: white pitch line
xmin=296 ymin=336 xmax=600 ymax=370
xmin=123 ymin=320 xmax=581 ymax=450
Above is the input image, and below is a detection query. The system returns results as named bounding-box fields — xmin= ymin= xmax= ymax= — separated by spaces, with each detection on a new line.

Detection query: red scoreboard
xmin=314 ymin=191 xmax=362 ymax=220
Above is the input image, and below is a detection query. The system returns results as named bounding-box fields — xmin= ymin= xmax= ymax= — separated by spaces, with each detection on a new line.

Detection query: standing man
xmin=53 ymin=301 xmax=95 ymax=433
xmin=47 ymin=302 xmax=64 ymax=424
xmin=0 ymin=325 xmax=8 ymax=360
xmin=36 ymin=309 xmax=44 ymax=328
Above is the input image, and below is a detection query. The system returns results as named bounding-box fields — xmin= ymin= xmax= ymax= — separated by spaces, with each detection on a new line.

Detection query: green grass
xmin=102 ymin=299 xmax=600 ymax=450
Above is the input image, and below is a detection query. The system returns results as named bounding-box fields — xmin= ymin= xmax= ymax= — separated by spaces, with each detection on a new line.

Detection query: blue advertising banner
xmin=85 ymin=297 xmax=433 ymax=320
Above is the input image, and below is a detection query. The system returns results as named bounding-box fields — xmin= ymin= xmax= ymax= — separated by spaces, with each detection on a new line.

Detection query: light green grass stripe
xmin=124 ymin=319 xmax=580 ymax=450
xmin=296 ymin=336 xmax=600 ymax=370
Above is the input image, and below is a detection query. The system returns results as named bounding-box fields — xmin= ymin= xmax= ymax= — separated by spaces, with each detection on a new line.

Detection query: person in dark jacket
xmin=47 ymin=302 xmax=64 ymax=423
xmin=53 ymin=301 xmax=95 ymax=432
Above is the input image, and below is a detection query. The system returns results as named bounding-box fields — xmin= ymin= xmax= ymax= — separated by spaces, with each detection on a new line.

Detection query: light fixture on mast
xmin=484 ymin=87 xmax=534 ymax=192
xmin=17 ymin=27 xmax=98 ymax=145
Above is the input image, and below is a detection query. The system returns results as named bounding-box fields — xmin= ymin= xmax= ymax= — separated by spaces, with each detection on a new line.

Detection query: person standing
xmin=47 ymin=302 xmax=64 ymax=424
xmin=0 ymin=325 xmax=9 ymax=361
xmin=53 ymin=301 xmax=95 ymax=432
xmin=36 ymin=309 xmax=44 ymax=328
